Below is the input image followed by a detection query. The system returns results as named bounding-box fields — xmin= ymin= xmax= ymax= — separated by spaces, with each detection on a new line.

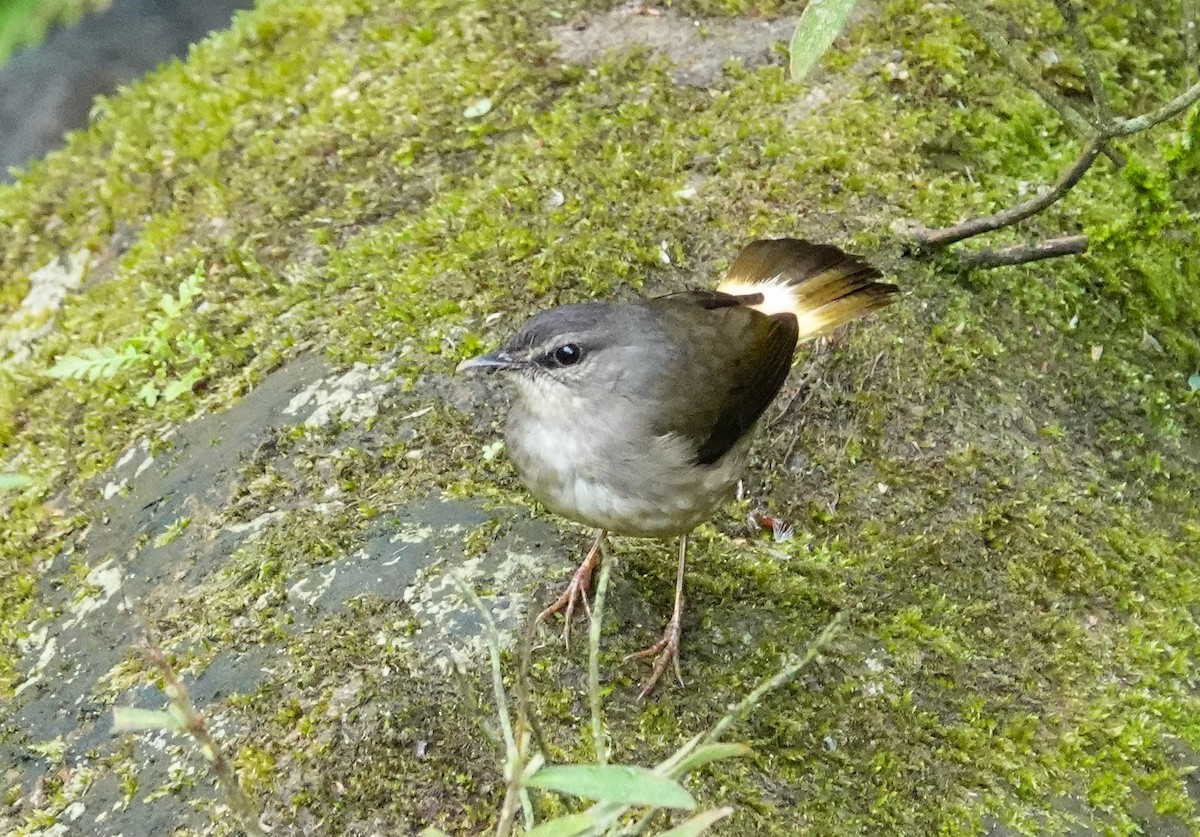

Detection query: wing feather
xmin=648 ymin=293 xmax=798 ymax=465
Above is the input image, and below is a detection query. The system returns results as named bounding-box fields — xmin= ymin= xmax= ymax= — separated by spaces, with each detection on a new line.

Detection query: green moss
xmin=1 ymin=0 xmax=1199 ymax=832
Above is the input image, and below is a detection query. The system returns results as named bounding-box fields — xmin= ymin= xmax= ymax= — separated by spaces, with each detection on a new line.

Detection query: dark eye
xmin=551 ymin=343 xmax=583 ymax=366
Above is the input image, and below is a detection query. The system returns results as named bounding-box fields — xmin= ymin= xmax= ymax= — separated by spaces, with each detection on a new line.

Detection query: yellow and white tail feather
xmin=716 ymin=238 xmax=897 ymax=341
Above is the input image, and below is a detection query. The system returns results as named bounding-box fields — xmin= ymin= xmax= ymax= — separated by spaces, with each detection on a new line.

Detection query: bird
xmin=456 ymin=238 xmax=897 ymax=697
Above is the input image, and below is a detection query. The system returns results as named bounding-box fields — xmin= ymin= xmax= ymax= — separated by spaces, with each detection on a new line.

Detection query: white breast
xmin=504 ymin=384 xmax=745 ymax=538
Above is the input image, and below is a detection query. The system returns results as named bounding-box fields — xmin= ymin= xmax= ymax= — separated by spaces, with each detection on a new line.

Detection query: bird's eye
xmin=551 ymin=343 xmax=583 ymax=366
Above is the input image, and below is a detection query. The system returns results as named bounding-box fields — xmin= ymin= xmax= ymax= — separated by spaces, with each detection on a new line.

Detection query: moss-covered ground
xmin=1 ymin=0 xmax=1198 ymax=833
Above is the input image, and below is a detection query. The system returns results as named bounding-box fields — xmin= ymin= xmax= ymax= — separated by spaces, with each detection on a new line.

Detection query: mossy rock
xmin=0 ymin=0 xmax=1198 ymax=834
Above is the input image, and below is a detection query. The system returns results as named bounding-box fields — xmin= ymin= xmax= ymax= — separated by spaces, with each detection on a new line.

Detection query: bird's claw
xmin=626 ymin=614 xmax=684 ymax=700
xmin=536 ymin=547 xmax=599 ymax=650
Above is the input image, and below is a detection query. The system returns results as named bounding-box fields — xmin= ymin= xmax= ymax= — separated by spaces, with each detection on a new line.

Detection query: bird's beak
xmin=456 ymin=349 xmax=521 ymax=374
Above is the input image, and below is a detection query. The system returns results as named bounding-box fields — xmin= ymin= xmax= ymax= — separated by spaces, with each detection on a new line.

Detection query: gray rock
xmin=0 ymin=0 xmax=253 ymax=179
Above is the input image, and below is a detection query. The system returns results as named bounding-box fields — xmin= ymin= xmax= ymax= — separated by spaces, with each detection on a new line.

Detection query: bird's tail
xmin=716 ymin=238 xmax=898 ymax=341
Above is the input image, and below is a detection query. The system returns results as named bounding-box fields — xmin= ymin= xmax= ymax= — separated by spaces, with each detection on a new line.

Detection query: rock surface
xmin=0 ymin=0 xmax=253 ymax=179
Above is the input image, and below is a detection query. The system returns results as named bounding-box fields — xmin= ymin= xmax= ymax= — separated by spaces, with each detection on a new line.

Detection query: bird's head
xmin=456 ymin=303 xmax=656 ymax=402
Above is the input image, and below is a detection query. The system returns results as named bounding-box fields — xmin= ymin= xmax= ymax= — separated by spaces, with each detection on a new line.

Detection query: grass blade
xmin=524 ymin=812 xmax=597 ymax=837
xmin=667 ymin=743 xmax=753 ymax=779
xmin=0 ymin=473 xmax=32 ymax=491
xmin=656 ymin=806 xmax=735 ymax=837
xmin=527 ymin=765 xmax=695 ymax=810
xmin=789 ymin=0 xmax=861 ymax=81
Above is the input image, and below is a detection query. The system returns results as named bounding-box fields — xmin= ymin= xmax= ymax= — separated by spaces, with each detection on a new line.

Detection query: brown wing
xmin=648 ymin=291 xmax=798 ymax=465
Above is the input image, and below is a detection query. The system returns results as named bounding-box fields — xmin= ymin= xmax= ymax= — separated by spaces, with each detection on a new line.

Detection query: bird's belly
xmin=506 ymin=411 xmax=743 ymax=537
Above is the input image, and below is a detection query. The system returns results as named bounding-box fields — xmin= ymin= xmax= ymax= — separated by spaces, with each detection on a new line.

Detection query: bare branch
xmin=909 ymin=6 xmax=1199 ymax=254
xmin=1112 ymin=77 xmax=1200 ymax=135
xmin=957 ymin=0 xmax=1124 ymax=167
xmin=1052 ymin=0 xmax=1112 ymax=124
xmin=954 ymin=235 xmax=1089 ymax=267
xmin=913 ymin=137 xmax=1104 ymax=246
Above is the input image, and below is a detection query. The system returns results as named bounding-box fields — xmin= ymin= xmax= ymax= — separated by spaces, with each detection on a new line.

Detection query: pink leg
xmin=537 ymin=529 xmax=606 ymax=649
xmin=625 ymin=534 xmax=688 ymax=699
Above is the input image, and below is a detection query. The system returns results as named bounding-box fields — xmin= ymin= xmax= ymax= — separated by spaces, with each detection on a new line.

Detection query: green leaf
xmin=463 ymin=97 xmax=493 ymax=118
xmin=47 ymin=345 xmax=141 ymax=381
xmin=0 ymin=0 xmax=47 ymax=65
xmin=668 ymin=743 xmax=753 ymax=778
xmin=788 ymin=0 xmax=861 ymax=82
xmin=47 ymin=351 xmax=98 ymax=380
xmin=416 ymin=829 xmax=452 ymax=837
xmin=112 ymin=707 xmax=185 ymax=733
xmin=159 ymin=292 xmax=182 ymax=318
xmin=0 ymin=473 xmax=32 ymax=491
xmin=655 ymin=806 xmax=735 ymax=837
xmin=178 ymin=267 xmax=204 ymax=305
xmin=162 ymin=378 xmax=194 ymax=402
xmin=525 ymin=812 xmax=596 ymax=837
xmin=46 ymin=357 xmax=82 ymax=379
xmin=137 ymin=381 xmax=161 ymax=406
xmin=527 ymin=765 xmax=695 ymax=810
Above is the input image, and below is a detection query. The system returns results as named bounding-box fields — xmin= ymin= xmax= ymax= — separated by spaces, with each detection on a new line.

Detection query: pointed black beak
xmin=456 ymin=348 xmax=521 ymax=374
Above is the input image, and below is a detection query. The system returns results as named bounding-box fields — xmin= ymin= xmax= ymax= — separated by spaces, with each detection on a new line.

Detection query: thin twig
xmin=957 ymin=0 xmax=1124 ymax=167
xmin=954 ymin=234 xmax=1089 ymax=267
xmin=913 ymin=72 xmax=1200 ymax=250
xmin=914 ymin=137 xmax=1104 ymax=246
xmin=1184 ymin=0 xmax=1197 ymax=63
xmin=1052 ymin=0 xmax=1112 ymax=124
xmin=702 ymin=613 xmax=845 ymax=746
xmin=588 ymin=542 xmax=613 ymax=767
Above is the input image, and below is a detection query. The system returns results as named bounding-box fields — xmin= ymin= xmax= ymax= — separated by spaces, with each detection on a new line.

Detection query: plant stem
xmin=140 ymin=641 xmax=266 ymax=837
xmin=702 ymin=613 xmax=845 ymax=746
xmin=456 ymin=579 xmax=519 ymax=761
xmin=588 ymin=541 xmax=613 ymax=767
xmin=494 ymin=781 xmax=521 ymax=837
xmin=451 ymin=577 xmax=526 ymax=837
xmin=516 ymin=614 xmax=550 ymax=758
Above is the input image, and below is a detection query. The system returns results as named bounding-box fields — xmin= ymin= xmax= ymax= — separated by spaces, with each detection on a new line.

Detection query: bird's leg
xmin=537 ymin=528 xmax=606 ymax=649
xmin=626 ymin=533 xmax=688 ymax=699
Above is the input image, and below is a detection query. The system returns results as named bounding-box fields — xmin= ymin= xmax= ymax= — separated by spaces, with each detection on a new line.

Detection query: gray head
xmin=456 ymin=302 xmax=665 ymax=400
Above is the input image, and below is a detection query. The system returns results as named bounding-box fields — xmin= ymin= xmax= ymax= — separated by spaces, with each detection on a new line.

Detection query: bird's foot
xmin=536 ymin=541 xmax=601 ymax=650
xmin=625 ymin=612 xmax=684 ymax=700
